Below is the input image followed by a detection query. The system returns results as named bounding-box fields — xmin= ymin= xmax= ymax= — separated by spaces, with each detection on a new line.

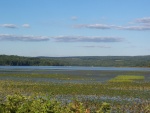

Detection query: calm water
xmin=0 ymin=66 xmax=150 ymax=71
xmin=0 ymin=66 xmax=150 ymax=83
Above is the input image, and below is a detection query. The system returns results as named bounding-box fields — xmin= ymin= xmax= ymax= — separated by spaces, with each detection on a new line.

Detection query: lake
xmin=0 ymin=66 xmax=150 ymax=71
xmin=0 ymin=66 xmax=150 ymax=83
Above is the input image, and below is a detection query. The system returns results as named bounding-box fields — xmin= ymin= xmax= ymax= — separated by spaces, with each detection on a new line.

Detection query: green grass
xmin=108 ymin=75 xmax=144 ymax=83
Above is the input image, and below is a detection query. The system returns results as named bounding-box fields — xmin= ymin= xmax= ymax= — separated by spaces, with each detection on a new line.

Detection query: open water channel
xmin=0 ymin=66 xmax=150 ymax=83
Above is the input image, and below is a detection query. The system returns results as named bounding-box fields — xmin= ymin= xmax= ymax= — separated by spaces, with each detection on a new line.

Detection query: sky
xmin=0 ymin=0 xmax=150 ymax=57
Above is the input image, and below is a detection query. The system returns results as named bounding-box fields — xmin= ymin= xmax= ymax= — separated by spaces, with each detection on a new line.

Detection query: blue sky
xmin=0 ymin=0 xmax=150 ymax=56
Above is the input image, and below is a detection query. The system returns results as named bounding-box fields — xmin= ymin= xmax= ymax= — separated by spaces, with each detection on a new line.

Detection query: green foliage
xmin=96 ymin=102 xmax=111 ymax=113
xmin=0 ymin=94 xmax=111 ymax=113
xmin=1 ymin=94 xmax=149 ymax=113
xmin=1 ymin=55 xmax=150 ymax=67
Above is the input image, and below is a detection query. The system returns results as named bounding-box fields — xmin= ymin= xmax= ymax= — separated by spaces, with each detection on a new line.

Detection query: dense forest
xmin=0 ymin=55 xmax=150 ymax=67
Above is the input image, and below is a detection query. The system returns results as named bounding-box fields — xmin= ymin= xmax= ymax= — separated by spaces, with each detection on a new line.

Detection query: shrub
xmin=0 ymin=94 xmax=111 ymax=113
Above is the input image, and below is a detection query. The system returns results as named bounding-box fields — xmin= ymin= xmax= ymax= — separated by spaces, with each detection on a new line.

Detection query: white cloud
xmin=0 ymin=23 xmax=31 ymax=28
xmin=80 ymin=45 xmax=111 ymax=48
xmin=1 ymin=24 xmax=17 ymax=28
xmin=136 ymin=17 xmax=150 ymax=23
xmin=75 ymin=24 xmax=114 ymax=29
xmin=117 ymin=25 xmax=150 ymax=30
xmin=71 ymin=16 xmax=78 ymax=20
xmin=51 ymin=36 xmax=124 ymax=42
xmin=75 ymin=23 xmax=150 ymax=31
xmin=0 ymin=34 xmax=49 ymax=41
xmin=0 ymin=34 xmax=124 ymax=43
xmin=22 ymin=24 xmax=30 ymax=28
xmin=74 ymin=17 xmax=150 ymax=31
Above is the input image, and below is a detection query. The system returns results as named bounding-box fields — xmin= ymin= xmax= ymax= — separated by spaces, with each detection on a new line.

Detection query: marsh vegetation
xmin=0 ymin=67 xmax=150 ymax=112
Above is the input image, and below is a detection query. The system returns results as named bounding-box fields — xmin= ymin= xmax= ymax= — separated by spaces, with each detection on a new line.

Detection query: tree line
xmin=0 ymin=55 xmax=150 ymax=67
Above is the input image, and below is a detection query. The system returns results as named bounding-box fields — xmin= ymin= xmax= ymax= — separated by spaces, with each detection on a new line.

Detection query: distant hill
xmin=0 ymin=55 xmax=150 ymax=67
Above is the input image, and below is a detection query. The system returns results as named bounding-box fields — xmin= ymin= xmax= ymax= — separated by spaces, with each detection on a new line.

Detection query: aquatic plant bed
xmin=108 ymin=75 xmax=145 ymax=82
xmin=0 ymin=70 xmax=150 ymax=112
xmin=0 ymin=80 xmax=150 ymax=112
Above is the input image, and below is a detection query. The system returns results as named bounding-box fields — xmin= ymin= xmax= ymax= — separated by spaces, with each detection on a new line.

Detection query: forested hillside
xmin=0 ymin=55 xmax=150 ymax=67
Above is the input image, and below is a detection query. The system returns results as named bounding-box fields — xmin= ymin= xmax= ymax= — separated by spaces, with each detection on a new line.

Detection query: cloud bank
xmin=0 ymin=34 xmax=49 ymax=41
xmin=0 ymin=34 xmax=124 ymax=43
xmin=136 ymin=17 xmax=150 ymax=23
xmin=51 ymin=36 xmax=124 ymax=42
xmin=75 ymin=17 xmax=150 ymax=31
xmin=80 ymin=45 xmax=111 ymax=48
xmin=75 ymin=24 xmax=150 ymax=31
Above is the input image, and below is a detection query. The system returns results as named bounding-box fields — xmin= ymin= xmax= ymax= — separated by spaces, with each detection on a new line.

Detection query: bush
xmin=0 ymin=94 xmax=111 ymax=113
